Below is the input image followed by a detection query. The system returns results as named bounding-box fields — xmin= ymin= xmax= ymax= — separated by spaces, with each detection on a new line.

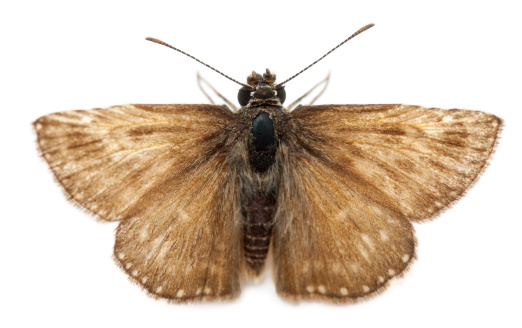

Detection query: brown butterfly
xmin=34 ymin=24 xmax=502 ymax=302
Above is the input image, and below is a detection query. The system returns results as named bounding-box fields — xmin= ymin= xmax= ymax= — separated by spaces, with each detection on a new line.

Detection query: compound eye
xmin=276 ymin=86 xmax=286 ymax=104
xmin=238 ymin=87 xmax=252 ymax=106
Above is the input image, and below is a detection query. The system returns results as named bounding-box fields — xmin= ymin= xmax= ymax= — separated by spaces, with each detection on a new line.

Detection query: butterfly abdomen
xmin=242 ymin=190 xmax=277 ymax=276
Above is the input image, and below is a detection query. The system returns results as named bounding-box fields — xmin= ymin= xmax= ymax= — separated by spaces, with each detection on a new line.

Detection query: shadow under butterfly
xmin=34 ymin=24 xmax=502 ymax=302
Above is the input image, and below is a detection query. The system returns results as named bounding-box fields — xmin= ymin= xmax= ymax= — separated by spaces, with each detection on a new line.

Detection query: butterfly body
xmin=35 ymin=66 xmax=501 ymax=302
xmin=235 ymin=70 xmax=287 ymax=276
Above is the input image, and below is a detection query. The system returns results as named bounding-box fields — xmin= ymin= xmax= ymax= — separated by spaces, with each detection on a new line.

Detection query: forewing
xmin=273 ymin=104 xmax=501 ymax=301
xmin=34 ymin=104 xmax=242 ymax=300
xmin=290 ymin=104 xmax=501 ymax=222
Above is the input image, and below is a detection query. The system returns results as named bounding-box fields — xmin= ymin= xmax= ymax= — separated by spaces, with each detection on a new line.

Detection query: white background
xmin=2 ymin=1 xmax=521 ymax=327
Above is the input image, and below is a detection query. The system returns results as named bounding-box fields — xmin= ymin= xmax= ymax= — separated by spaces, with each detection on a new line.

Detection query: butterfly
xmin=34 ymin=24 xmax=502 ymax=302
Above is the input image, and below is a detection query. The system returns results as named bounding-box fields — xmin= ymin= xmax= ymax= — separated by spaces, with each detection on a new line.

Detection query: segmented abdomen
xmin=242 ymin=191 xmax=276 ymax=275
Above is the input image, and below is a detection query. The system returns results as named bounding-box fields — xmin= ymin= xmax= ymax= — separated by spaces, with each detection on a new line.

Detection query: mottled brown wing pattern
xmin=273 ymin=104 xmax=501 ymax=301
xmin=34 ymin=104 xmax=242 ymax=301
xmin=292 ymin=104 xmax=501 ymax=221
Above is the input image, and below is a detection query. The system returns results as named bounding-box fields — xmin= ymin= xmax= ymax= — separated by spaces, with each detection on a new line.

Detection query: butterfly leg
xmin=285 ymin=73 xmax=330 ymax=111
xmin=197 ymin=72 xmax=238 ymax=111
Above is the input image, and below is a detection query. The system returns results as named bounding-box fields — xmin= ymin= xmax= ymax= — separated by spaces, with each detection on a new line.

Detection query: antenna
xmin=146 ymin=37 xmax=252 ymax=89
xmin=275 ymin=23 xmax=375 ymax=88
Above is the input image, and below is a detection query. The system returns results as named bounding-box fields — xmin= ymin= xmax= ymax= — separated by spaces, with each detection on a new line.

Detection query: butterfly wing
xmin=34 ymin=104 xmax=242 ymax=301
xmin=273 ymin=104 xmax=501 ymax=301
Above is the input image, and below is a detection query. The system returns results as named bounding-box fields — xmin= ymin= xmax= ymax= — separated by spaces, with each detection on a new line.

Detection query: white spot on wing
xmin=132 ymin=270 xmax=138 ymax=276
xmin=359 ymin=245 xmax=369 ymax=259
xmin=388 ymin=269 xmax=395 ymax=276
xmin=362 ymin=234 xmax=374 ymax=249
xmin=334 ymin=210 xmax=348 ymax=221
xmin=156 ymin=286 xmax=163 ymax=294
xmin=331 ymin=263 xmax=342 ymax=273
xmin=35 ymin=123 xmax=42 ymax=130
xmin=402 ymin=254 xmax=410 ymax=262
xmin=176 ymin=290 xmax=184 ymax=297
xmin=380 ymin=230 xmax=389 ymax=241
xmin=204 ymin=287 xmax=211 ymax=295
xmin=362 ymin=285 xmax=370 ymax=293
xmin=340 ymin=287 xmax=348 ymax=296
xmin=81 ymin=116 xmax=93 ymax=123
xmin=379 ymin=276 xmax=384 ymax=283
xmin=157 ymin=240 xmax=173 ymax=261
xmin=125 ymin=263 xmax=132 ymax=269
xmin=177 ymin=209 xmax=190 ymax=222
xmin=118 ymin=252 xmax=125 ymax=260
xmin=306 ymin=285 xmax=314 ymax=293
xmin=318 ymin=286 xmax=326 ymax=294
xmin=139 ymin=224 xmax=149 ymax=241
xmin=141 ymin=277 xmax=148 ymax=284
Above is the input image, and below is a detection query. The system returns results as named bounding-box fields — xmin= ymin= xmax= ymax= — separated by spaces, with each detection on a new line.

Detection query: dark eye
xmin=238 ymin=88 xmax=252 ymax=106
xmin=276 ymin=87 xmax=286 ymax=104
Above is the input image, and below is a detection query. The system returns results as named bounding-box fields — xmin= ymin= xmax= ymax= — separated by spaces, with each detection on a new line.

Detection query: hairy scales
xmin=34 ymin=81 xmax=501 ymax=302
xmin=272 ymin=104 xmax=501 ymax=301
xmin=35 ymin=104 xmax=244 ymax=301
xmin=235 ymin=104 xmax=285 ymax=277
xmin=33 ymin=24 xmax=503 ymax=302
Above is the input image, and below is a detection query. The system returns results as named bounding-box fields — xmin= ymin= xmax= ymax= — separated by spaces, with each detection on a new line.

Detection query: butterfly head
xmin=237 ymin=69 xmax=286 ymax=107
